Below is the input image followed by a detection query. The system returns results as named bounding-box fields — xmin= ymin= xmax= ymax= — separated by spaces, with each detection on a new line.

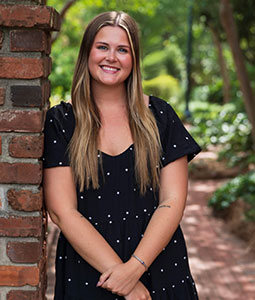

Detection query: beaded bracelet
xmin=132 ymin=254 xmax=148 ymax=270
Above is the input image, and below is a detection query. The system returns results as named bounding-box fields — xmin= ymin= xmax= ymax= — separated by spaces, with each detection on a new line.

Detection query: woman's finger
xmin=96 ymin=270 xmax=111 ymax=287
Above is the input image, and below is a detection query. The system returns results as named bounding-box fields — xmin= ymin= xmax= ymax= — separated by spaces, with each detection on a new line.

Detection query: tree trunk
xmin=209 ymin=22 xmax=231 ymax=103
xmin=220 ymin=0 xmax=255 ymax=147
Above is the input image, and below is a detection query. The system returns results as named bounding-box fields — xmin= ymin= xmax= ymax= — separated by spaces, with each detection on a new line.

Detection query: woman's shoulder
xmin=46 ymin=101 xmax=74 ymax=125
xmin=149 ymin=95 xmax=176 ymax=121
xmin=44 ymin=101 xmax=75 ymax=140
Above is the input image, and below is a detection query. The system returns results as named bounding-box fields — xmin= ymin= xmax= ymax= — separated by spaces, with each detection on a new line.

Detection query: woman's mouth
xmin=100 ymin=65 xmax=120 ymax=73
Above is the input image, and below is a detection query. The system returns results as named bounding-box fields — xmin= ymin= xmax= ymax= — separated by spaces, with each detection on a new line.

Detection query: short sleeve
xmin=160 ymin=103 xmax=201 ymax=167
xmin=42 ymin=105 xmax=72 ymax=168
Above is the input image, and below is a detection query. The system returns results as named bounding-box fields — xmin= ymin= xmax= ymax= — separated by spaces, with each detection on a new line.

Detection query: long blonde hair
xmin=69 ymin=11 xmax=161 ymax=194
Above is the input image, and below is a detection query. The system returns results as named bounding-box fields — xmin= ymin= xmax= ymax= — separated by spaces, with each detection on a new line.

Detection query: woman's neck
xmin=92 ymin=83 xmax=127 ymax=109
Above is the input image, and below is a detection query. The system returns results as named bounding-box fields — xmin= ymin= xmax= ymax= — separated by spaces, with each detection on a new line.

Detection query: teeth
xmin=101 ymin=66 xmax=118 ymax=71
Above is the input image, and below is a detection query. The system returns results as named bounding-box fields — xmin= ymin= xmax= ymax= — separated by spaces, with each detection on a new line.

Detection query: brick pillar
xmin=0 ymin=1 xmax=60 ymax=299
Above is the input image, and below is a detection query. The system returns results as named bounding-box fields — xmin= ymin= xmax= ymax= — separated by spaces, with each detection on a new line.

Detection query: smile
xmin=100 ymin=65 xmax=120 ymax=72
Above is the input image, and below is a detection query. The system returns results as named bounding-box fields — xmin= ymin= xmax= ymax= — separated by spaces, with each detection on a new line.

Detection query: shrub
xmin=143 ymin=74 xmax=181 ymax=107
xmin=189 ymin=99 xmax=253 ymax=169
xmin=209 ymin=171 xmax=255 ymax=221
xmin=142 ymin=43 xmax=185 ymax=81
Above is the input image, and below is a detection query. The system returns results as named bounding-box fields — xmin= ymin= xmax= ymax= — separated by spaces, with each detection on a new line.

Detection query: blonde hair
xmin=69 ymin=11 xmax=161 ymax=194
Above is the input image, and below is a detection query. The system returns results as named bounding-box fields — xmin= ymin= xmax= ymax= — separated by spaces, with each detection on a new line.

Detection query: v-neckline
xmin=99 ymin=144 xmax=134 ymax=158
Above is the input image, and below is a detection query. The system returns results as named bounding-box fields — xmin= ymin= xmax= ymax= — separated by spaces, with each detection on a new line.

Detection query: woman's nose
xmin=106 ymin=50 xmax=117 ymax=62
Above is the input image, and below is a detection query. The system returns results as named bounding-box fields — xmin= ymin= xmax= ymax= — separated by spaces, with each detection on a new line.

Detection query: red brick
xmin=0 ymin=87 xmax=5 ymax=105
xmin=0 ymin=5 xmax=60 ymax=30
xmin=0 ymin=216 xmax=42 ymax=237
xmin=7 ymin=188 xmax=42 ymax=211
xmin=7 ymin=242 xmax=41 ymax=263
xmin=42 ymin=79 xmax=51 ymax=103
xmin=0 ymin=57 xmax=51 ymax=79
xmin=0 ymin=110 xmax=43 ymax=132
xmin=10 ymin=85 xmax=43 ymax=107
xmin=10 ymin=29 xmax=50 ymax=53
xmin=0 ymin=136 xmax=1 ymax=155
xmin=9 ymin=136 xmax=43 ymax=158
xmin=0 ymin=30 xmax=3 ymax=49
xmin=0 ymin=162 xmax=41 ymax=184
xmin=0 ymin=266 xmax=39 ymax=286
xmin=7 ymin=290 xmax=40 ymax=300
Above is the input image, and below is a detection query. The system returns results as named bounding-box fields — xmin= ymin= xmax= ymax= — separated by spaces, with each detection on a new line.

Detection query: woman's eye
xmin=118 ymin=48 xmax=128 ymax=53
xmin=97 ymin=45 xmax=107 ymax=50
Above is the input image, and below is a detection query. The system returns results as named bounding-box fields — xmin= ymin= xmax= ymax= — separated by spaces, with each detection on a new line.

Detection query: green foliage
xmin=142 ymin=42 xmax=185 ymax=81
xmin=195 ymin=0 xmax=255 ymax=66
xmin=49 ymin=46 xmax=78 ymax=101
xmin=209 ymin=171 xmax=255 ymax=221
xmin=143 ymin=50 xmax=169 ymax=79
xmin=190 ymin=22 xmax=221 ymax=87
xmin=143 ymin=74 xmax=181 ymax=105
xmin=189 ymin=99 xmax=253 ymax=169
xmin=195 ymin=0 xmax=255 ymax=91
xmin=206 ymin=79 xmax=224 ymax=103
xmin=232 ymin=0 xmax=255 ymax=65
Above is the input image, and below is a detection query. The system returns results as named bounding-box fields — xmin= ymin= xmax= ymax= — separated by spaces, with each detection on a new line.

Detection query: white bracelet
xmin=132 ymin=254 xmax=148 ymax=270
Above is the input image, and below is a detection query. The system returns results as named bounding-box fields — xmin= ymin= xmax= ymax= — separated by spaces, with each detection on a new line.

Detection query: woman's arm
xmin=44 ymin=166 xmax=125 ymax=272
xmin=129 ymin=155 xmax=188 ymax=266
xmin=99 ymin=155 xmax=188 ymax=292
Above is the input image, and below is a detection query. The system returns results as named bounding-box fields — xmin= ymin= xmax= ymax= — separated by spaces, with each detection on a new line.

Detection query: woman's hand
xmin=125 ymin=281 xmax=152 ymax=300
xmin=97 ymin=258 xmax=146 ymax=296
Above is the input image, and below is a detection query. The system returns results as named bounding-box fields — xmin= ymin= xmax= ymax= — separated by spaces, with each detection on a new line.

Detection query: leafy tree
xmin=143 ymin=74 xmax=181 ymax=108
xmin=142 ymin=42 xmax=185 ymax=81
xmin=220 ymin=0 xmax=255 ymax=147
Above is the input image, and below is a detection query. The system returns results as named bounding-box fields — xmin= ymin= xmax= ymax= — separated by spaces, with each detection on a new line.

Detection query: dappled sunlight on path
xmin=46 ymin=179 xmax=255 ymax=300
xmin=182 ymin=179 xmax=255 ymax=300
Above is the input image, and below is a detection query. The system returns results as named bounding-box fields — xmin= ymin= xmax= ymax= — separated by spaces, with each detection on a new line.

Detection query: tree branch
xmin=51 ymin=0 xmax=77 ymax=45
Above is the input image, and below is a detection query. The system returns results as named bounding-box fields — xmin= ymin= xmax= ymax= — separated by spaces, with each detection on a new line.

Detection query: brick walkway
xmin=46 ymin=179 xmax=255 ymax=300
xmin=183 ymin=179 xmax=255 ymax=300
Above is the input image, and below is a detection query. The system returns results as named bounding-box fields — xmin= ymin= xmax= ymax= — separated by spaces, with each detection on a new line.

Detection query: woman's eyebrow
xmin=95 ymin=41 xmax=130 ymax=48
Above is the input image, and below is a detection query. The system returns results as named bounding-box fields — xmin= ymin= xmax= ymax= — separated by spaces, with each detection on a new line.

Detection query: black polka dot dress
xmin=43 ymin=96 xmax=201 ymax=300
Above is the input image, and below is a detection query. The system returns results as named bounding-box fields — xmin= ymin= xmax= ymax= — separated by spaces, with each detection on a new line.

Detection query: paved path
xmin=46 ymin=179 xmax=255 ymax=300
xmin=182 ymin=179 xmax=255 ymax=300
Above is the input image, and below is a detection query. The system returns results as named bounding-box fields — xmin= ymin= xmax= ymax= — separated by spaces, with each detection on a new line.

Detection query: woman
xmin=43 ymin=11 xmax=201 ymax=300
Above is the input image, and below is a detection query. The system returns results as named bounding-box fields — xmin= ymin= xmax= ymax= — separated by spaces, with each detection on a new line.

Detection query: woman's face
xmin=88 ymin=26 xmax=133 ymax=89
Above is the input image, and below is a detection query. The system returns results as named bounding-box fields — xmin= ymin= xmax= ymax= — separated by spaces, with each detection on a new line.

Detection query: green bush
xmin=142 ymin=43 xmax=185 ymax=81
xmin=143 ymin=74 xmax=181 ymax=107
xmin=209 ymin=171 xmax=255 ymax=221
xmin=207 ymin=79 xmax=224 ymax=104
xmin=189 ymin=99 xmax=253 ymax=169
xmin=49 ymin=46 xmax=77 ymax=100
